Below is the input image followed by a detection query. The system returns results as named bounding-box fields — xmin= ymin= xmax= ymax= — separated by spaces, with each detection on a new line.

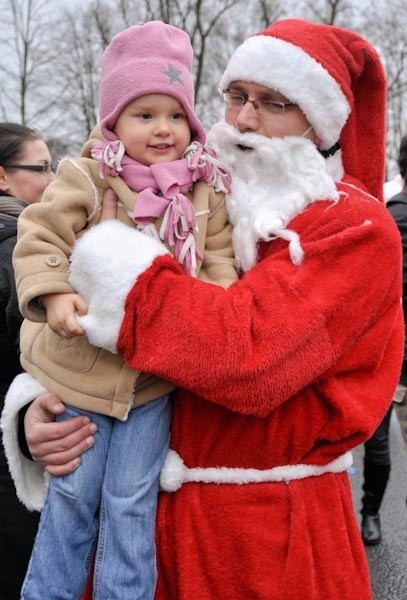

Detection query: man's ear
xmin=311 ymin=131 xmax=322 ymax=147
xmin=0 ymin=166 xmax=10 ymax=194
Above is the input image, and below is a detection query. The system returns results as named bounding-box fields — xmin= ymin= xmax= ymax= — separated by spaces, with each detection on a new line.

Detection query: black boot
xmin=361 ymin=514 xmax=382 ymax=545
xmin=360 ymin=460 xmax=390 ymax=546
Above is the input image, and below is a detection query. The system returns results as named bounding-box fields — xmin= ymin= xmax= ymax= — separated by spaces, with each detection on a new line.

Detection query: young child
xmin=13 ymin=21 xmax=237 ymax=600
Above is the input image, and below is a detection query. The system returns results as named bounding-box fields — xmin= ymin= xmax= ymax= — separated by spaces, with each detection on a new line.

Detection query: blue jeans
xmin=21 ymin=395 xmax=171 ymax=600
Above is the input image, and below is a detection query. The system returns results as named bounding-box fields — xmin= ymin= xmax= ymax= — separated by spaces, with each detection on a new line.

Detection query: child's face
xmin=114 ymin=94 xmax=192 ymax=166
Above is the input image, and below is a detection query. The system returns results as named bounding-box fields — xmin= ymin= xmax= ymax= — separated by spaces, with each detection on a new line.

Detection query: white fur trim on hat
xmin=69 ymin=220 xmax=169 ymax=354
xmin=1 ymin=373 xmax=49 ymax=511
xmin=160 ymin=449 xmax=353 ymax=491
xmin=220 ymin=35 xmax=350 ymax=150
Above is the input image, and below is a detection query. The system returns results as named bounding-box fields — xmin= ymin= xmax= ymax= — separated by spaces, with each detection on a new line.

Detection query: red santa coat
xmin=75 ymin=176 xmax=403 ymax=600
xmin=113 ymin=179 xmax=403 ymax=600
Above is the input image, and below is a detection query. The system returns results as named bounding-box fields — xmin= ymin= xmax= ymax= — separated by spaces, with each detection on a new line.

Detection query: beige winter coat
xmin=13 ymin=128 xmax=237 ymax=420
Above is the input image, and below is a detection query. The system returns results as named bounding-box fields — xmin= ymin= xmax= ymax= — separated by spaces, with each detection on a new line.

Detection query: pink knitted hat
xmin=99 ymin=21 xmax=206 ymax=144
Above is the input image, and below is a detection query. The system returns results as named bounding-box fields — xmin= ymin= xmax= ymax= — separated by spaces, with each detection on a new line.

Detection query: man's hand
xmin=98 ymin=188 xmax=118 ymax=221
xmin=24 ymin=394 xmax=97 ymax=476
xmin=42 ymin=293 xmax=88 ymax=338
xmin=75 ymin=188 xmax=118 ymax=241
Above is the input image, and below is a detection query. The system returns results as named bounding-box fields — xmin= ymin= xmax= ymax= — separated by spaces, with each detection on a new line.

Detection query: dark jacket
xmin=387 ymin=188 xmax=407 ymax=385
xmin=0 ymin=217 xmax=23 ymax=398
xmin=0 ymin=198 xmax=39 ymax=600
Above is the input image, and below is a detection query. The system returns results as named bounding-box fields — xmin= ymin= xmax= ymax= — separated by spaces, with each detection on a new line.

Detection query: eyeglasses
xmin=222 ymin=90 xmax=297 ymax=115
xmin=2 ymin=163 xmax=55 ymax=174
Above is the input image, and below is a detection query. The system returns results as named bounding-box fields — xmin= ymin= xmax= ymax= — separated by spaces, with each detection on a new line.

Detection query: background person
xmin=387 ymin=135 xmax=407 ymax=449
xmin=361 ymin=405 xmax=393 ymax=544
xmin=361 ymin=134 xmax=407 ymax=543
xmin=9 ymin=21 xmax=235 ymax=600
xmin=0 ymin=122 xmax=54 ymax=600
xmin=2 ymin=19 xmax=404 ymax=600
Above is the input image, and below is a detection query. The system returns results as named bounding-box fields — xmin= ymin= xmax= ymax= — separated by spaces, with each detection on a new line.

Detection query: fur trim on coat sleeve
xmin=70 ymin=220 xmax=169 ymax=354
xmin=1 ymin=373 xmax=49 ymax=511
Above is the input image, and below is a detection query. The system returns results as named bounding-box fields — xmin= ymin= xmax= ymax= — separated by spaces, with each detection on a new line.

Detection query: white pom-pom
xmin=159 ymin=449 xmax=187 ymax=492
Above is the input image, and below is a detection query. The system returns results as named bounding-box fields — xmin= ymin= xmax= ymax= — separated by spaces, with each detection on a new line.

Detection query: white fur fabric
xmin=1 ymin=373 xmax=49 ymax=511
xmin=160 ymin=449 xmax=353 ymax=491
xmin=69 ymin=220 xmax=169 ymax=353
xmin=208 ymin=122 xmax=340 ymax=272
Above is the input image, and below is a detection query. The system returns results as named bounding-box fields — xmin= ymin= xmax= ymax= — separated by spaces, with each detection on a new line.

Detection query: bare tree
xmin=45 ymin=1 xmax=121 ymax=152
xmin=55 ymin=13 xmax=101 ymax=145
xmin=178 ymin=0 xmax=242 ymax=100
xmin=0 ymin=0 xmax=62 ymax=127
xmin=255 ymin=0 xmax=286 ymax=28
xmin=93 ymin=0 xmax=116 ymax=46
xmin=2 ymin=0 xmax=405 ymax=171
xmin=358 ymin=0 xmax=407 ymax=177
xmin=302 ymin=0 xmax=356 ymax=25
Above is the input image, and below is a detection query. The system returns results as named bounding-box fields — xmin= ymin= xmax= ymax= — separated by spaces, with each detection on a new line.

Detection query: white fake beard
xmin=207 ymin=121 xmax=339 ymax=271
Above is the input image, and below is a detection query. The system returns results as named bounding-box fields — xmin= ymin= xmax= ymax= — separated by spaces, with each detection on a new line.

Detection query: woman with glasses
xmin=0 ymin=126 xmax=54 ymax=205
xmin=0 ymin=122 xmax=54 ymax=599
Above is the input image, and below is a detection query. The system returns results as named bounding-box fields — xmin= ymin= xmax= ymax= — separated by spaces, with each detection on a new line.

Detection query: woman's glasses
xmin=2 ymin=163 xmax=55 ymax=174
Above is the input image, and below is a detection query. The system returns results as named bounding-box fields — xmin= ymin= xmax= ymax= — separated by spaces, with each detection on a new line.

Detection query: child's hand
xmin=42 ymin=293 xmax=88 ymax=338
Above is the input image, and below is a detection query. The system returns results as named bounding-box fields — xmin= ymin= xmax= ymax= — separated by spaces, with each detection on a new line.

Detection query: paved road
xmin=349 ymin=412 xmax=407 ymax=599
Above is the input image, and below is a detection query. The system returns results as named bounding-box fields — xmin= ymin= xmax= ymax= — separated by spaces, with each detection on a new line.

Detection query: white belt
xmin=160 ymin=449 xmax=353 ymax=492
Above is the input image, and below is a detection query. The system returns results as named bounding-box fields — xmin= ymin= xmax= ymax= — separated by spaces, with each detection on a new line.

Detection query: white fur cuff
xmin=1 ymin=373 xmax=49 ymax=511
xmin=69 ymin=220 xmax=169 ymax=353
xmin=160 ymin=449 xmax=353 ymax=491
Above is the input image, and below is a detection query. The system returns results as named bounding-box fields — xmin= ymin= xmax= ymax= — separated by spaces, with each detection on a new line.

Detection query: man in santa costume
xmin=2 ymin=18 xmax=404 ymax=600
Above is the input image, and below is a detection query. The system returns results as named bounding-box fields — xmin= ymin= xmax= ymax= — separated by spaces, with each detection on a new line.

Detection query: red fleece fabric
xmin=86 ymin=178 xmax=403 ymax=598
xmin=118 ymin=181 xmax=402 ymax=428
xmin=155 ymin=458 xmax=369 ymax=599
xmin=116 ymin=179 xmax=403 ymax=599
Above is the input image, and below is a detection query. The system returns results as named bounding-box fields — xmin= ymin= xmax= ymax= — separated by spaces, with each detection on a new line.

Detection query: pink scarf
xmin=91 ymin=140 xmax=231 ymax=275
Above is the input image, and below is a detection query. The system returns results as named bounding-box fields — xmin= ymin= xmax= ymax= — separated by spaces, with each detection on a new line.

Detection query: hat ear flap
xmin=339 ymin=37 xmax=386 ymax=202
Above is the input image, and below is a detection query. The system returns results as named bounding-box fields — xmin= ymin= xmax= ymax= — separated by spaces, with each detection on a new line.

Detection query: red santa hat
xmin=220 ymin=18 xmax=387 ymax=202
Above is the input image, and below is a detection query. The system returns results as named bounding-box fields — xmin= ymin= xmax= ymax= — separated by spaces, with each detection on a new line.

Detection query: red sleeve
xmin=118 ymin=199 xmax=402 ymax=417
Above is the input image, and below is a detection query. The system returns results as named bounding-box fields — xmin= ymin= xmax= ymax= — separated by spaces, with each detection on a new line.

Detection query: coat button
xmin=46 ymin=255 xmax=61 ymax=267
